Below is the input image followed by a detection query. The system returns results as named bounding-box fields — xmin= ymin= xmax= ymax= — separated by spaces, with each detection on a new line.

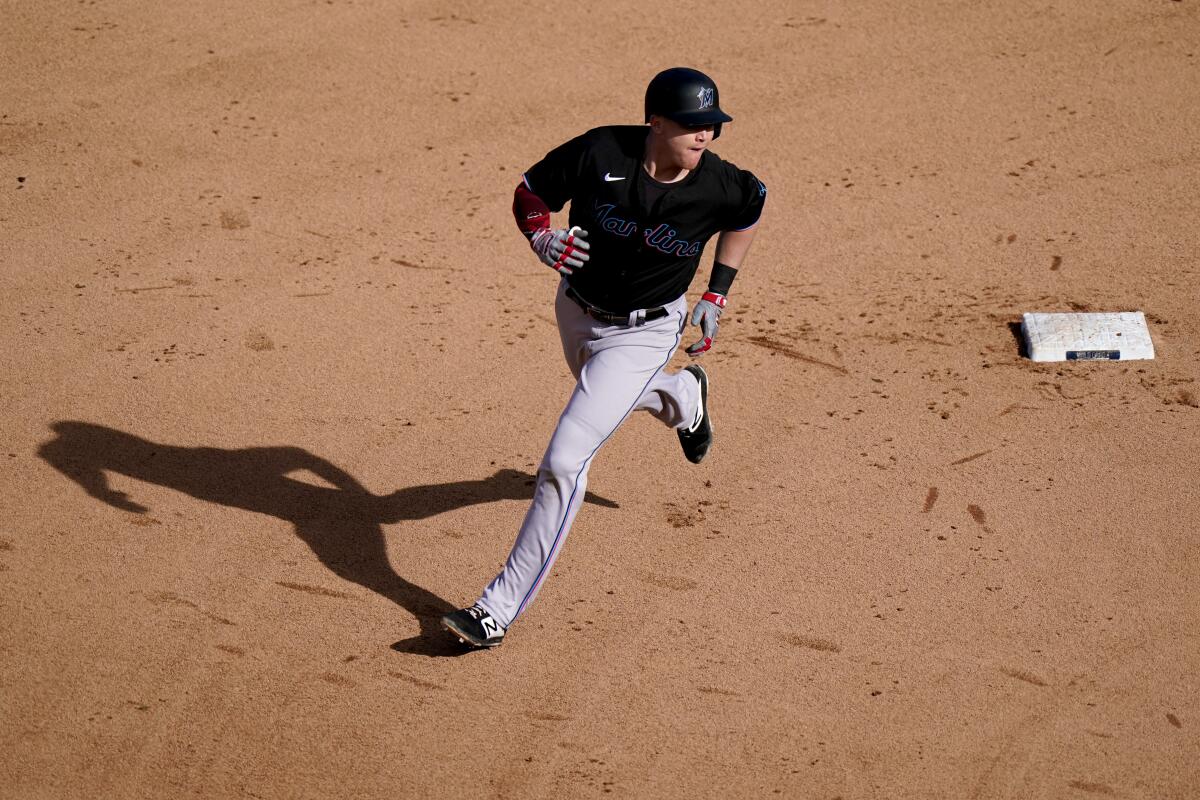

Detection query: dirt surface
xmin=3 ymin=1 xmax=1198 ymax=798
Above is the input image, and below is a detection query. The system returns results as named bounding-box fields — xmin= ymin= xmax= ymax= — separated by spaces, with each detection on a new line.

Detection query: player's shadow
xmin=36 ymin=421 xmax=618 ymax=657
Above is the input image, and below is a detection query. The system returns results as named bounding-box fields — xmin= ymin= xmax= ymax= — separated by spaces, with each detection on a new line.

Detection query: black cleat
xmin=678 ymin=365 xmax=712 ymax=464
xmin=441 ymin=605 xmax=505 ymax=648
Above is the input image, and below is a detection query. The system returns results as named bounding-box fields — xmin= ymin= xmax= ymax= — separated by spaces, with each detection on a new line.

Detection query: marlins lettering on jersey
xmin=522 ymin=125 xmax=765 ymax=312
xmin=593 ymin=200 xmax=703 ymax=257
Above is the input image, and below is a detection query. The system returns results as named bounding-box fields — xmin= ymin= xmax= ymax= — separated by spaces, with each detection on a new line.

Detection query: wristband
xmin=707 ymin=261 xmax=738 ymax=296
xmin=513 ymin=182 xmax=550 ymax=239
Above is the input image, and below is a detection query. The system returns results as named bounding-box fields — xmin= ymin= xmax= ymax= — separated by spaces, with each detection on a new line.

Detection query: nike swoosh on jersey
xmin=603 ymin=173 xmax=625 ymax=182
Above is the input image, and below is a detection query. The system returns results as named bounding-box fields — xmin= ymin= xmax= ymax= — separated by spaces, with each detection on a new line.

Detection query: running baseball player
xmin=442 ymin=67 xmax=766 ymax=648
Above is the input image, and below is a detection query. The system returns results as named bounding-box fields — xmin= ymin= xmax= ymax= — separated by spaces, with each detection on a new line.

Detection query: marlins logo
xmin=696 ymin=86 xmax=714 ymax=110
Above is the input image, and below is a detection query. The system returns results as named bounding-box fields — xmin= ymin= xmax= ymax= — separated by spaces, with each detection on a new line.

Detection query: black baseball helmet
xmin=644 ymin=67 xmax=733 ymax=138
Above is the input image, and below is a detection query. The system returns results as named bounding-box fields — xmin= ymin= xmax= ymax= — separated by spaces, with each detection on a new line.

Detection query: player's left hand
xmin=685 ymin=291 xmax=727 ymax=356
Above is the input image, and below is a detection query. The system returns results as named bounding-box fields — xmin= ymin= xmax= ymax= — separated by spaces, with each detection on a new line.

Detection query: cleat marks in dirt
xmin=640 ymin=573 xmax=697 ymax=592
xmin=244 ymin=331 xmax=275 ymax=351
xmin=999 ymin=667 xmax=1047 ymax=687
xmin=219 ymin=210 xmax=250 ymax=230
xmin=968 ymin=504 xmax=994 ymax=534
xmin=276 ymin=581 xmax=352 ymax=599
xmin=746 ymin=335 xmax=849 ymax=374
xmin=785 ymin=635 xmax=842 ymax=653
xmin=147 ymin=591 xmax=235 ymax=625
xmin=389 ymin=671 xmax=445 ymax=691
xmin=998 ymin=403 xmax=1039 ymax=416
xmin=950 ymin=449 xmax=993 ymax=467
xmin=664 ymin=500 xmax=711 ymax=528
xmin=320 ymin=673 xmax=356 ymax=687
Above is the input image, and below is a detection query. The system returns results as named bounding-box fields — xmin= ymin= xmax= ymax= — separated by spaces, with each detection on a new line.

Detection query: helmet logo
xmin=696 ymin=86 xmax=714 ymax=110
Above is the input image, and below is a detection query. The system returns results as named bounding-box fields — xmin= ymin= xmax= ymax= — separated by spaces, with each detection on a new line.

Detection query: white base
xmin=1022 ymin=312 xmax=1155 ymax=362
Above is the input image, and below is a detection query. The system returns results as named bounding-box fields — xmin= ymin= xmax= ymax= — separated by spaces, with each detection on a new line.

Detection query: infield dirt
xmin=2 ymin=2 xmax=1198 ymax=798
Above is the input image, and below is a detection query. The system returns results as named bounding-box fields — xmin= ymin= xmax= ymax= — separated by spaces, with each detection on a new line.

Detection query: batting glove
xmin=685 ymin=291 xmax=727 ymax=356
xmin=530 ymin=226 xmax=590 ymax=275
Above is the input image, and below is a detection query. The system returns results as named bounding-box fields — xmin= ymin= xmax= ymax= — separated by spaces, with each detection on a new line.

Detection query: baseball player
xmin=442 ymin=67 xmax=766 ymax=648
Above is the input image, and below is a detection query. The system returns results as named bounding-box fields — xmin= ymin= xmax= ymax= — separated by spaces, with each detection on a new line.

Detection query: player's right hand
xmin=530 ymin=226 xmax=590 ymax=275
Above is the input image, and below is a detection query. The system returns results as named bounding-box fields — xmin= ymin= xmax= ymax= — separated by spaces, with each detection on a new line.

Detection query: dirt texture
xmin=2 ymin=1 xmax=1199 ymax=798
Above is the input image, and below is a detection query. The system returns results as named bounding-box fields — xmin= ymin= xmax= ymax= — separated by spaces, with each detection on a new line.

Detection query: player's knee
xmin=541 ymin=416 xmax=605 ymax=482
xmin=541 ymin=448 xmax=587 ymax=483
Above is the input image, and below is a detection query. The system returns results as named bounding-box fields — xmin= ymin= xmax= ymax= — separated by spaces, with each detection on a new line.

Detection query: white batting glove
xmin=685 ymin=291 xmax=727 ymax=356
xmin=530 ymin=226 xmax=590 ymax=275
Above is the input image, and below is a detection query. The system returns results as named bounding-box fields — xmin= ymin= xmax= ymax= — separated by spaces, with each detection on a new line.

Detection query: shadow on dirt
xmin=37 ymin=421 xmax=618 ymax=658
xmin=1007 ymin=321 xmax=1029 ymax=359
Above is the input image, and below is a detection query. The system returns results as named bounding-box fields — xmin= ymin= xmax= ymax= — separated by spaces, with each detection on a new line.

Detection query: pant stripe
xmin=513 ymin=311 xmax=685 ymax=620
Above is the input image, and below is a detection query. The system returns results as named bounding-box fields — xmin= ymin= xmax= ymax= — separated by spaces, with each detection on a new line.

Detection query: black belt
xmin=566 ymin=287 xmax=669 ymax=327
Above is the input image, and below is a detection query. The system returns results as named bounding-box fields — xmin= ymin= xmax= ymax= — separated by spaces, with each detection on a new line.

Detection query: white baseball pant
xmin=476 ymin=279 xmax=700 ymax=627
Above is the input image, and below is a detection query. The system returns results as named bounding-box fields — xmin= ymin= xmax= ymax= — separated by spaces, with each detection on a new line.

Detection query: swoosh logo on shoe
xmin=603 ymin=173 xmax=625 ymax=182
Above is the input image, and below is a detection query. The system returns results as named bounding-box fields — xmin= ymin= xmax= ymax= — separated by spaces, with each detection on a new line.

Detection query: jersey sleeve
xmin=723 ymin=167 xmax=767 ymax=232
xmin=521 ymin=131 xmax=592 ymax=212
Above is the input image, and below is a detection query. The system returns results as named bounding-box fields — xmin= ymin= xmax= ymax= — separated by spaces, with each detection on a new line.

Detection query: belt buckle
xmin=627 ymin=308 xmax=647 ymax=327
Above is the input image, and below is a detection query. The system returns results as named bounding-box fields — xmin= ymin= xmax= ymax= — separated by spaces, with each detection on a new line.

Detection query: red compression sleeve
xmin=513 ymin=182 xmax=551 ymax=239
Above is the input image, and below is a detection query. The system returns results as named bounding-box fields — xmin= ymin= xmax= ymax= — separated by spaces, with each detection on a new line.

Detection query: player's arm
xmin=685 ymin=238 xmax=746 ymax=357
xmin=512 ymin=133 xmax=594 ymax=275
xmin=513 ymin=182 xmax=592 ymax=278
xmin=685 ymin=174 xmax=765 ymax=356
xmin=686 ymin=225 xmax=762 ymax=356
xmin=512 ymin=181 xmax=550 ymax=239
xmin=512 ymin=182 xmax=590 ymax=275
xmin=713 ymin=223 xmax=758 ymax=270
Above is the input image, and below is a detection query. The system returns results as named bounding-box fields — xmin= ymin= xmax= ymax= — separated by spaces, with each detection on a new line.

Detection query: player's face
xmin=651 ymin=116 xmax=715 ymax=172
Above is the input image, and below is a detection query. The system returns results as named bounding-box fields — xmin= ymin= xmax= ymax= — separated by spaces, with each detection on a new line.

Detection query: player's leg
xmin=627 ymin=297 xmax=713 ymax=463
xmin=555 ymin=280 xmax=590 ymax=380
xmin=473 ymin=304 xmax=685 ymax=631
xmin=444 ymin=282 xmax=592 ymax=648
xmin=635 ymin=365 xmax=700 ymax=429
xmin=630 ymin=296 xmax=701 ymax=429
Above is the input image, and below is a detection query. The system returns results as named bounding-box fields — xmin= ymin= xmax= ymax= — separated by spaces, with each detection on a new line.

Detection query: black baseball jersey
xmin=522 ymin=125 xmax=766 ymax=313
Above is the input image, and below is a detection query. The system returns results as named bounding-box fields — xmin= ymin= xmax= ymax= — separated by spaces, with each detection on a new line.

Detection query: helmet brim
xmin=662 ymin=109 xmax=733 ymax=127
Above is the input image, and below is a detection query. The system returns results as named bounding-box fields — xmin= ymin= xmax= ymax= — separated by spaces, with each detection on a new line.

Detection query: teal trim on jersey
xmin=514 ymin=310 xmax=686 ymax=620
